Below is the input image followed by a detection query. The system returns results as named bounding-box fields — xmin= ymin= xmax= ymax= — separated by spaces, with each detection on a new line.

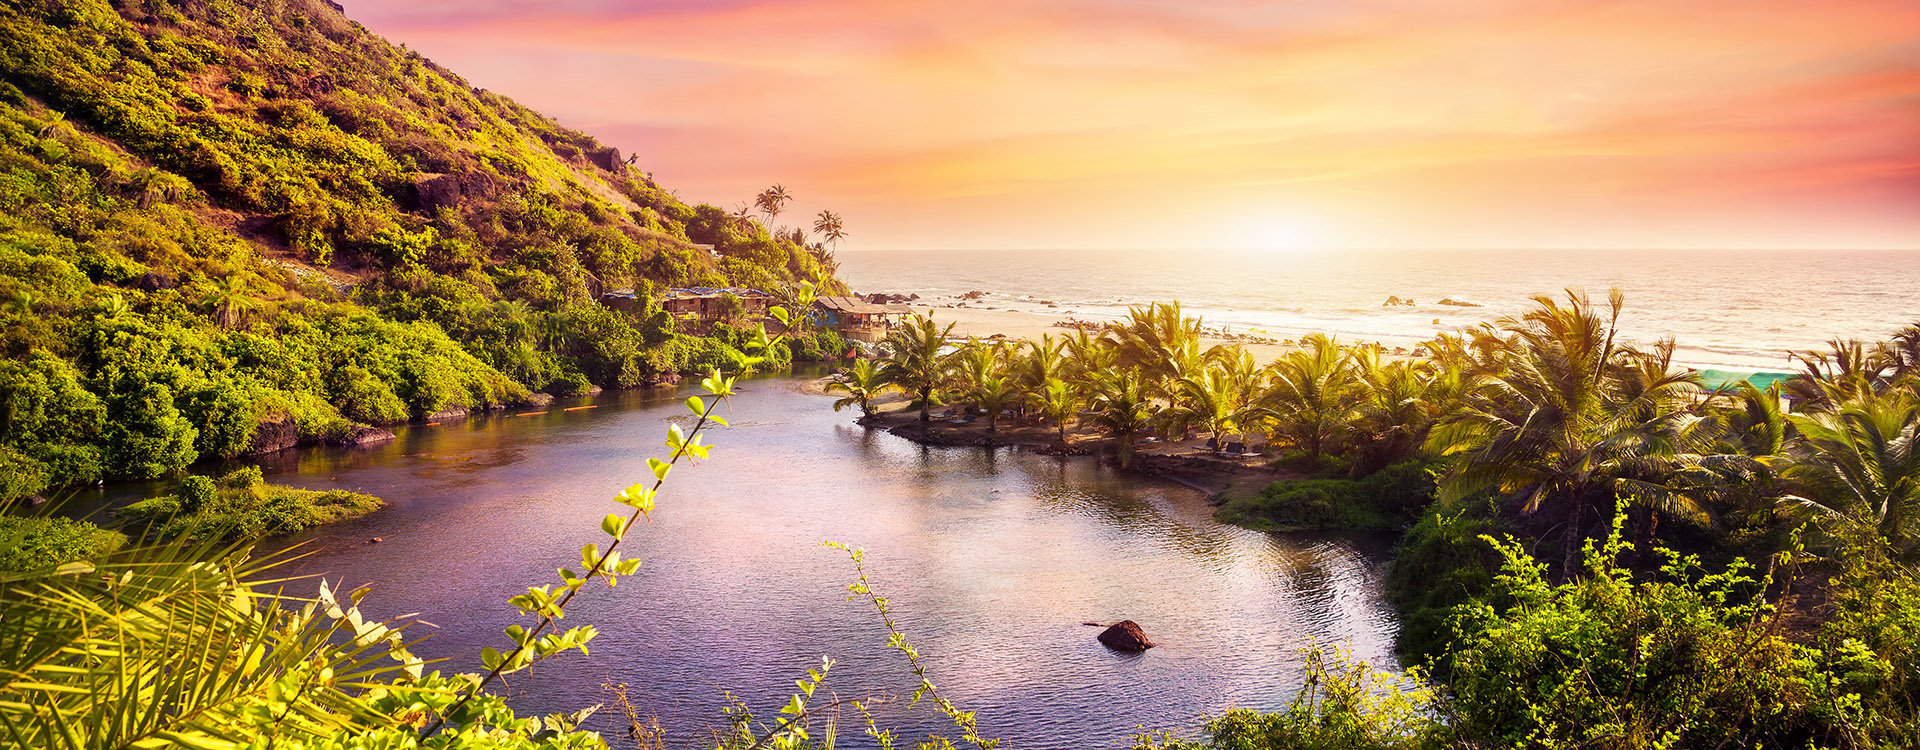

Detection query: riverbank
xmin=849 ymin=392 xmax=1296 ymax=498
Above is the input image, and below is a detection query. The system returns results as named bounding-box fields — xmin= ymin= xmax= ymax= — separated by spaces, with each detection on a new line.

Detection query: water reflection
xmin=94 ymin=375 xmax=1402 ymax=749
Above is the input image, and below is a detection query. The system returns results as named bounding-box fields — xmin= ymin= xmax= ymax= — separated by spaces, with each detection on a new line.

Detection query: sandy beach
xmin=906 ymin=305 xmax=1300 ymax=363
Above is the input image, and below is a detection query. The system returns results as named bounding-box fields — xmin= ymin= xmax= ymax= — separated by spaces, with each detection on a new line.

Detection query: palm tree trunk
xmin=1562 ymin=497 xmax=1585 ymax=580
xmin=919 ymin=388 xmax=931 ymax=423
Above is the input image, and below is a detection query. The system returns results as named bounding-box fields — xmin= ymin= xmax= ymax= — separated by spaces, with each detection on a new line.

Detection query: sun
xmin=1226 ymin=214 xmax=1328 ymax=251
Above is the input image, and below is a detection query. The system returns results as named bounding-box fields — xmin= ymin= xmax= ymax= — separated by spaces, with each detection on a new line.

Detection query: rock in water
xmin=1097 ymin=620 xmax=1154 ymax=651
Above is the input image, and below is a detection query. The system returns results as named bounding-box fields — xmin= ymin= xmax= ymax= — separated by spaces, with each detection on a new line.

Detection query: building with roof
xmin=812 ymin=296 xmax=911 ymax=342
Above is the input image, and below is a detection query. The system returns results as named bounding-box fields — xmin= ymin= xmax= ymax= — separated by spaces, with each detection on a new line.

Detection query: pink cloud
xmin=342 ymin=0 xmax=1920 ymax=249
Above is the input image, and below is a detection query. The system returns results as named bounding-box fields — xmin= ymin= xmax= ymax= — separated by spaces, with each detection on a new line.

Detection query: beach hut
xmin=599 ymin=288 xmax=642 ymax=314
xmin=812 ymin=296 xmax=910 ymax=342
xmin=659 ymin=287 xmax=772 ymax=319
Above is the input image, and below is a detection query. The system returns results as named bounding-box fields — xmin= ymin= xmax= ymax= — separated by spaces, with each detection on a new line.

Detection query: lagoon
xmin=151 ymin=376 xmax=1399 ymax=748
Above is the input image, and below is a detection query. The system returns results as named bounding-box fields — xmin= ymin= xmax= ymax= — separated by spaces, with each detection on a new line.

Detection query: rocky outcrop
xmin=134 ymin=272 xmax=176 ymax=291
xmin=247 ymin=414 xmax=300 ymax=455
xmin=865 ymin=292 xmax=918 ymax=304
xmin=1097 ymin=620 xmax=1154 ymax=651
xmin=332 ymin=425 xmax=396 ymax=447
xmin=959 ymin=290 xmax=988 ymax=300
xmin=1382 ymin=295 xmax=1415 ymax=307
xmin=406 ymin=169 xmax=500 ymax=212
xmin=1437 ymin=298 xmax=1482 ymax=307
xmin=523 ymin=392 xmax=555 ymax=407
xmin=424 ymin=406 xmax=468 ymax=422
xmin=588 ymin=146 xmax=624 ymax=171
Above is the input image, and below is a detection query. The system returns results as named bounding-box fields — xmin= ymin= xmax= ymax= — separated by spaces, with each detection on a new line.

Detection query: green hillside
xmin=0 ymin=0 xmax=846 ymax=500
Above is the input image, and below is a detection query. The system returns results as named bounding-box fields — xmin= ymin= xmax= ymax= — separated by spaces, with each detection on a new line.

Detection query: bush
xmin=545 ymin=371 xmax=592 ymax=397
xmin=1135 ymin=649 xmax=1439 ymax=750
xmin=0 ymin=514 xmax=126 ymax=573
xmin=176 ymin=475 xmax=217 ymax=513
xmin=1383 ymin=501 xmax=1505 ymax=664
xmin=120 ymin=477 xmax=383 ymax=544
xmin=1438 ymin=523 xmax=1842 ymax=747
xmin=1215 ymin=459 xmax=1438 ymax=531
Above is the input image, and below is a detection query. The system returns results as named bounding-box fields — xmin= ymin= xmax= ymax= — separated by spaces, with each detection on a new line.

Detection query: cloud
xmin=342 ymin=0 xmax=1920 ymax=249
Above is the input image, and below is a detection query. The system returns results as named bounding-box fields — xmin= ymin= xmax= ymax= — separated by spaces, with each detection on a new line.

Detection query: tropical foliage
xmin=0 ymin=0 xmax=850 ymax=502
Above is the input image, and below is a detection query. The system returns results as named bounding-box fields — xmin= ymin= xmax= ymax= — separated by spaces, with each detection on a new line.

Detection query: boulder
xmin=133 ymin=272 xmax=176 ymax=291
xmin=424 ymin=406 xmax=469 ymax=422
xmin=524 ymin=393 xmax=555 ymax=407
xmin=1437 ymin=298 xmax=1482 ymax=307
xmin=333 ymin=425 xmax=396 ymax=447
xmin=247 ymin=414 xmax=300 ymax=455
xmin=407 ymin=169 xmax=500 ymax=212
xmin=1097 ymin=620 xmax=1154 ymax=651
xmin=588 ymin=146 xmax=624 ymax=171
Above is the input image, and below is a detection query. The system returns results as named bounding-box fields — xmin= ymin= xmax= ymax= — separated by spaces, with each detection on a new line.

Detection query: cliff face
xmin=0 ymin=0 xmax=843 ymax=499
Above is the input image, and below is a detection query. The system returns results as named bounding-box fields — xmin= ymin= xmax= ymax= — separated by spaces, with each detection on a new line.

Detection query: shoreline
xmin=893 ymin=303 xmax=1797 ymax=375
xmin=844 ymin=391 xmax=1295 ymax=501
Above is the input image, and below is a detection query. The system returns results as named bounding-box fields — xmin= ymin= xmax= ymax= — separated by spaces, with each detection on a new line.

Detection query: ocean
xmin=837 ymin=248 xmax=1920 ymax=373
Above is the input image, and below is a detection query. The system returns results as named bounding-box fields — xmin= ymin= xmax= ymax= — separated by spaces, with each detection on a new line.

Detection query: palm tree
xmin=125 ymin=167 xmax=188 ymax=208
xmin=1087 ymin=369 xmax=1158 ymax=469
xmin=1166 ymin=358 xmax=1270 ymax=454
xmin=754 ymin=184 xmax=792 ymax=230
xmin=1061 ymin=327 xmax=1116 ymax=382
xmin=198 ymin=275 xmax=260 ymax=330
xmin=953 ymin=340 xmax=1020 ymax=431
xmin=825 ymin=359 xmax=894 ymax=418
xmin=812 ymin=210 xmax=846 ymax=249
xmin=1107 ymin=301 xmax=1220 ymax=388
xmin=730 ymin=202 xmax=757 ymax=232
xmin=879 ymin=315 xmax=956 ymax=423
xmin=1262 ymin=333 xmax=1360 ymax=462
xmin=968 ymin=373 xmax=1021 ymax=433
xmin=1785 ymin=339 xmax=1891 ymax=411
xmin=1346 ymin=349 xmax=1466 ymax=475
xmin=1437 ymin=290 xmax=1721 ymax=573
xmin=1034 ymin=377 xmax=1079 ymax=446
xmin=94 ymin=293 xmax=130 ymax=319
xmin=1781 ymin=394 xmax=1920 ymax=561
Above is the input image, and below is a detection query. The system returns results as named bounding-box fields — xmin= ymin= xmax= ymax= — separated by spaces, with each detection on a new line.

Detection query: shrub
xmin=0 ymin=514 xmax=126 ymax=573
xmin=1215 ymin=459 xmax=1439 ymax=531
xmin=120 ymin=478 xmax=383 ymax=544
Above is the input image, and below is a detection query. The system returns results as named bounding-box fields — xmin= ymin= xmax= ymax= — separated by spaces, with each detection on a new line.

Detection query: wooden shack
xmin=659 ymin=287 xmax=772 ymax=321
xmin=812 ymin=296 xmax=910 ymax=342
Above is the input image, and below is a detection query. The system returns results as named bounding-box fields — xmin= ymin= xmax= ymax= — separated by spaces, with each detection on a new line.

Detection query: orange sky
xmin=344 ymin=0 xmax=1920 ymax=251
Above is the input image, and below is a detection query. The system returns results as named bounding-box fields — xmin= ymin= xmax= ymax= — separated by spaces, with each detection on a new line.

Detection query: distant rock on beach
xmin=1437 ymin=298 xmax=1482 ymax=307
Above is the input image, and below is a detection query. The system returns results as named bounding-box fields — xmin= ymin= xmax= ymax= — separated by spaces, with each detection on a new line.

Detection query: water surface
xmin=190 ymin=379 xmax=1398 ymax=748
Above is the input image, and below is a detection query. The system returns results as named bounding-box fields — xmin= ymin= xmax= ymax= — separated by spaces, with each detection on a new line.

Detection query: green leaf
xmin=686 ymin=396 xmax=706 ymax=416
xmin=649 ymin=457 xmax=672 ymax=480
xmin=601 ymin=513 xmax=628 ymax=539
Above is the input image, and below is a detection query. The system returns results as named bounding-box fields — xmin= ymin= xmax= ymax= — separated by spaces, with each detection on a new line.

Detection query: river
xmin=120 ymin=375 xmax=1403 ymax=748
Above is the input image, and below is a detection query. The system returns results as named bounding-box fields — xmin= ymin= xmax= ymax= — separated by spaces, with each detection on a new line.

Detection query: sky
xmin=342 ymin=0 xmax=1920 ymax=252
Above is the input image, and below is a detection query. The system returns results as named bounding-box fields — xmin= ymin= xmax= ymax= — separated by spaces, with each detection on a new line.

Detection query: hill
xmin=0 ymin=0 xmax=847 ymax=500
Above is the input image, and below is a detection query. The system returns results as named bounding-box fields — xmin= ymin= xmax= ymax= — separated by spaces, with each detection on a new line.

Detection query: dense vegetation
xmin=0 ymin=0 xmax=849 ymax=503
xmin=118 ymin=465 xmax=382 ymax=544
xmin=835 ymin=294 xmax=1920 ymax=746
